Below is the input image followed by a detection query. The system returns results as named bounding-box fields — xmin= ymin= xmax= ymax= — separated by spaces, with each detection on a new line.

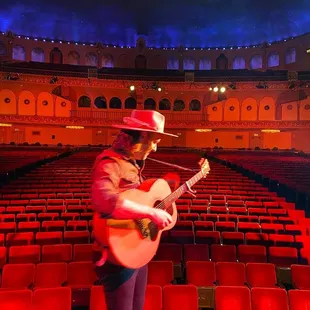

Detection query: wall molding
xmin=1 ymin=114 xmax=310 ymax=129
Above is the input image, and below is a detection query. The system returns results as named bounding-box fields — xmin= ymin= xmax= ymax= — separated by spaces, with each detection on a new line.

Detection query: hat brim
xmin=112 ymin=124 xmax=179 ymax=137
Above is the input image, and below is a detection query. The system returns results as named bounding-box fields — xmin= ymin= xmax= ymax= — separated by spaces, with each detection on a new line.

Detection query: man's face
xmin=133 ymin=132 xmax=161 ymax=160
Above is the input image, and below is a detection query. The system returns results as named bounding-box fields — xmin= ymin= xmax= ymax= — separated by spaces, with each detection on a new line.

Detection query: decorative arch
xmin=183 ymin=57 xmax=195 ymax=70
xmin=78 ymin=95 xmax=91 ymax=108
xmin=50 ymin=48 xmax=63 ymax=64
xmin=102 ymin=54 xmax=114 ymax=68
xmin=285 ymin=48 xmax=296 ymax=64
xmin=124 ymin=97 xmax=137 ymax=109
xmin=241 ymin=98 xmax=258 ymax=120
xmin=94 ymin=96 xmax=107 ymax=109
xmin=173 ymin=99 xmax=185 ymax=112
xmin=207 ymin=102 xmax=223 ymax=121
xmin=216 ymin=54 xmax=228 ymax=70
xmin=68 ymin=51 xmax=80 ymax=65
xmin=250 ymin=55 xmax=263 ymax=69
xmin=189 ymin=99 xmax=201 ymax=111
xmin=109 ymin=97 xmax=122 ymax=109
xmin=12 ymin=45 xmax=26 ymax=61
xmin=159 ymin=98 xmax=171 ymax=111
xmin=31 ymin=47 xmax=44 ymax=62
xmin=85 ymin=53 xmax=98 ymax=66
xmin=19 ymin=90 xmax=35 ymax=115
xmin=37 ymin=92 xmax=54 ymax=116
xmin=259 ymin=97 xmax=275 ymax=120
xmin=232 ymin=56 xmax=246 ymax=70
xmin=167 ymin=56 xmax=179 ymax=70
xmin=199 ymin=57 xmax=211 ymax=70
xmin=144 ymin=98 xmax=156 ymax=110
xmin=281 ymin=102 xmax=298 ymax=121
xmin=0 ymin=41 xmax=7 ymax=55
xmin=268 ymin=52 xmax=280 ymax=68
xmin=0 ymin=89 xmax=16 ymax=115
xmin=224 ymin=98 xmax=240 ymax=121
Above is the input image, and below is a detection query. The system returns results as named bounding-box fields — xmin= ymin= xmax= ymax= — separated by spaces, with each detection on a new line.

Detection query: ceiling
xmin=0 ymin=0 xmax=309 ymax=48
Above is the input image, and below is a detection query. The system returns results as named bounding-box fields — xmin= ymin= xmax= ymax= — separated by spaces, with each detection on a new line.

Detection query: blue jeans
xmin=95 ymin=263 xmax=148 ymax=310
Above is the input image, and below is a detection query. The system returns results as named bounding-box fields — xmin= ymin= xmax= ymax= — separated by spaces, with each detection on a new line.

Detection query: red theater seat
xmin=0 ymin=246 xmax=7 ymax=267
xmin=0 ymin=290 xmax=32 ymax=310
xmin=73 ymin=244 xmax=93 ymax=261
xmin=33 ymin=287 xmax=72 ymax=310
xmin=144 ymin=285 xmax=162 ymax=310
xmin=251 ymin=287 xmax=288 ymax=310
xmin=153 ymin=243 xmax=182 ymax=264
xmin=186 ymin=261 xmax=216 ymax=286
xmin=1 ymin=263 xmax=35 ymax=289
xmin=238 ymin=245 xmax=267 ymax=263
xmin=42 ymin=244 xmax=72 ymax=262
xmin=289 ymin=290 xmax=310 ymax=310
xmin=183 ymin=244 xmax=209 ymax=262
xmin=67 ymin=261 xmax=96 ymax=288
xmin=215 ymin=286 xmax=251 ymax=310
xmin=291 ymin=265 xmax=310 ymax=290
xmin=246 ymin=263 xmax=277 ymax=288
xmin=148 ymin=261 xmax=174 ymax=286
xmin=9 ymin=245 xmax=40 ymax=264
xmin=163 ymin=285 xmax=198 ymax=310
xmin=222 ymin=232 xmax=244 ymax=246
xmin=211 ymin=244 xmax=236 ymax=262
xmin=216 ymin=262 xmax=246 ymax=286
xmin=268 ymin=246 xmax=298 ymax=266
xmin=35 ymin=262 xmax=67 ymax=288
xmin=90 ymin=286 xmax=107 ymax=310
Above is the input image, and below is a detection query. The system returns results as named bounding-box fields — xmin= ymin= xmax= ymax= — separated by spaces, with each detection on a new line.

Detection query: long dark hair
xmin=112 ymin=129 xmax=142 ymax=152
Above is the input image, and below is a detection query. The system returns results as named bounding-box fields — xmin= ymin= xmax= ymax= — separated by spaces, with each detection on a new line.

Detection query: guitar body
xmin=93 ymin=178 xmax=178 ymax=269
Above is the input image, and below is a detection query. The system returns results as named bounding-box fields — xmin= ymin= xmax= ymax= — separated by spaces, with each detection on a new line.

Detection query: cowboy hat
xmin=112 ymin=110 xmax=178 ymax=137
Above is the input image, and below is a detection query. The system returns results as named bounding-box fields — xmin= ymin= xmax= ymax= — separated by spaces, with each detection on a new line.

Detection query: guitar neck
xmin=156 ymin=170 xmax=205 ymax=211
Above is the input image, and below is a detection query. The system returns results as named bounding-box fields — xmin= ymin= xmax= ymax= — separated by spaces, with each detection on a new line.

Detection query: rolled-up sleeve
xmin=91 ymin=159 xmax=121 ymax=216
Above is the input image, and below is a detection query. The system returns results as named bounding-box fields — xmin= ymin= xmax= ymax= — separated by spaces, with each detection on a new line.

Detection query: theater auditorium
xmin=0 ymin=1 xmax=310 ymax=309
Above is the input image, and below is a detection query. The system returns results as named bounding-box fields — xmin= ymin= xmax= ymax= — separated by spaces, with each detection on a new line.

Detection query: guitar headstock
xmin=198 ymin=158 xmax=210 ymax=177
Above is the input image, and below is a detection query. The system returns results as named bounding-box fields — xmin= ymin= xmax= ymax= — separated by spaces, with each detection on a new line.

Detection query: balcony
xmin=70 ymin=110 xmax=207 ymax=123
xmin=1 ymin=110 xmax=310 ymax=130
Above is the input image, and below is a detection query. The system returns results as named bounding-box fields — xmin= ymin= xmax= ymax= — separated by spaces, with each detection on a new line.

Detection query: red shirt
xmin=91 ymin=148 xmax=144 ymax=217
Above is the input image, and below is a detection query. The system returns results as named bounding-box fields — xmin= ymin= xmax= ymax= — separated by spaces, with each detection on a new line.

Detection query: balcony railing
xmin=70 ymin=110 xmax=207 ymax=122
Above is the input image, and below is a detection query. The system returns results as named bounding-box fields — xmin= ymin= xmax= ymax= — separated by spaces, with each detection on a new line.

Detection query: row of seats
xmin=2 ymin=285 xmax=310 ymax=310
xmin=0 ymin=243 xmax=303 ymax=266
xmin=2 ymin=261 xmax=310 ymax=292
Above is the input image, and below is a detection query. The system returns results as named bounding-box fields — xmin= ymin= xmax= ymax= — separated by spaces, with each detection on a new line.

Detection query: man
xmin=92 ymin=110 xmax=179 ymax=310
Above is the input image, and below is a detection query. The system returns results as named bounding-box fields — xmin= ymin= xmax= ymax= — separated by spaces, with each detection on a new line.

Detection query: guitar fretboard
xmin=155 ymin=170 xmax=205 ymax=211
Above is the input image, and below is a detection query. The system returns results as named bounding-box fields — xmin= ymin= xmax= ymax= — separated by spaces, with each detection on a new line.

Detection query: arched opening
xmin=144 ymin=98 xmax=156 ymax=110
xmin=159 ymin=98 xmax=171 ymax=111
xmin=109 ymin=97 xmax=122 ymax=109
xmin=216 ymin=54 xmax=228 ymax=70
xmin=94 ymin=96 xmax=107 ymax=109
xmin=12 ymin=45 xmax=26 ymax=61
xmin=78 ymin=96 xmax=91 ymax=108
xmin=68 ymin=51 xmax=80 ymax=65
xmin=31 ymin=48 xmax=44 ymax=62
xmin=124 ymin=97 xmax=137 ymax=109
xmin=173 ymin=99 xmax=185 ymax=111
xmin=50 ymin=48 xmax=63 ymax=64
xmin=189 ymin=99 xmax=201 ymax=111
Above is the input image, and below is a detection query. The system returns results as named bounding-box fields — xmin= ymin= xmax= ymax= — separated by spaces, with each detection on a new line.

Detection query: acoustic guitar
xmin=93 ymin=158 xmax=210 ymax=268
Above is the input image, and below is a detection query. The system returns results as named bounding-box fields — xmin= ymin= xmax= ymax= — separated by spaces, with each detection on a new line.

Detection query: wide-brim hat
xmin=112 ymin=110 xmax=178 ymax=137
